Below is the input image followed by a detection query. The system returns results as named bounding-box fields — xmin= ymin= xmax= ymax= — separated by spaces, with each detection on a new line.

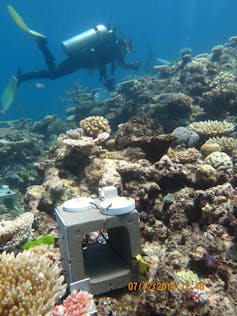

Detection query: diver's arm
xmin=117 ymin=56 xmax=140 ymax=71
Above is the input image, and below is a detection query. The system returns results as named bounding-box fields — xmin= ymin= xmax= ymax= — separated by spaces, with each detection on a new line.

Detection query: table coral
xmin=58 ymin=128 xmax=110 ymax=149
xmin=188 ymin=120 xmax=235 ymax=136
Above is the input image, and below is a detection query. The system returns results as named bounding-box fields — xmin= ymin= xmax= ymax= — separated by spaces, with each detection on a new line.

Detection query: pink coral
xmin=188 ymin=286 xmax=209 ymax=304
xmin=51 ymin=290 xmax=94 ymax=316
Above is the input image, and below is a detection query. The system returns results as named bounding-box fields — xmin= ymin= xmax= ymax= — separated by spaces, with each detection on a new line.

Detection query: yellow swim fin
xmin=7 ymin=5 xmax=46 ymax=39
xmin=1 ymin=75 xmax=18 ymax=113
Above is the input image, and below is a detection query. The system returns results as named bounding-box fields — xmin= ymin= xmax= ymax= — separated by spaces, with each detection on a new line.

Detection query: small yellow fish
xmin=135 ymin=254 xmax=151 ymax=276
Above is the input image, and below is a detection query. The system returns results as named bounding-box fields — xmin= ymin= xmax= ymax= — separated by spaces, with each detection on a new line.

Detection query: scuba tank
xmin=62 ymin=25 xmax=109 ymax=56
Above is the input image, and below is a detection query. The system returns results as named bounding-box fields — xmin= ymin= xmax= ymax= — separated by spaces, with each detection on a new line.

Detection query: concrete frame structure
xmin=55 ymin=203 xmax=141 ymax=295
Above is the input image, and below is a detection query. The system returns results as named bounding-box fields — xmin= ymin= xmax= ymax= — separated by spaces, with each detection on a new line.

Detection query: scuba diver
xmin=0 ymin=5 xmax=140 ymax=113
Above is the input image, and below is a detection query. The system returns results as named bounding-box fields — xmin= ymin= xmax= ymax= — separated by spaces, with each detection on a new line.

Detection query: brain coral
xmin=188 ymin=120 xmax=234 ymax=136
xmin=204 ymin=151 xmax=233 ymax=175
xmin=79 ymin=116 xmax=111 ymax=137
xmin=0 ymin=251 xmax=66 ymax=316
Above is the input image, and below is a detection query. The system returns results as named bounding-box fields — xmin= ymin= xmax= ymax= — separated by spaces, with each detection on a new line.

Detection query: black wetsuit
xmin=17 ymin=29 xmax=139 ymax=90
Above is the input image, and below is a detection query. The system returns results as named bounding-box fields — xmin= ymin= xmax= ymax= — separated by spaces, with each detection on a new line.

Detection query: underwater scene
xmin=1 ymin=0 xmax=237 ymax=315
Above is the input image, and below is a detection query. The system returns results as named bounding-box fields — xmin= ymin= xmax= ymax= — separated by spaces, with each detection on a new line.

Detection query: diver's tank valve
xmin=62 ymin=25 xmax=109 ymax=56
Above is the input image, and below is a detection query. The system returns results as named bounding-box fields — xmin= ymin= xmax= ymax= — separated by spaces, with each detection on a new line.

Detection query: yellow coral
xmin=175 ymin=269 xmax=199 ymax=283
xmin=167 ymin=147 xmax=201 ymax=163
xmin=79 ymin=116 xmax=111 ymax=137
xmin=200 ymin=142 xmax=221 ymax=156
xmin=205 ymin=136 xmax=237 ymax=154
xmin=175 ymin=269 xmax=200 ymax=291
xmin=196 ymin=164 xmax=217 ymax=185
xmin=0 ymin=251 xmax=66 ymax=316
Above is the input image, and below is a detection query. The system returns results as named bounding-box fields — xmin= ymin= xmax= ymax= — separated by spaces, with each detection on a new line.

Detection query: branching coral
xmin=0 ymin=251 xmax=66 ymax=316
xmin=188 ymin=120 xmax=235 ymax=136
xmin=201 ymin=72 xmax=237 ymax=113
xmin=205 ymin=136 xmax=237 ymax=155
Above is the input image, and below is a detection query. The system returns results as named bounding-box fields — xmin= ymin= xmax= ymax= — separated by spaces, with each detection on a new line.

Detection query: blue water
xmin=1 ymin=0 xmax=237 ymax=120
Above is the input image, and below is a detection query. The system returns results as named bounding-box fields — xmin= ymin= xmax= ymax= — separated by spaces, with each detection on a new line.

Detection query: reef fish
xmin=35 ymin=82 xmax=45 ymax=89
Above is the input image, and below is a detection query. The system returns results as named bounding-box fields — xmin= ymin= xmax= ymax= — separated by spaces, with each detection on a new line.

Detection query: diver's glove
xmin=129 ymin=61 xmax=140 ymax=71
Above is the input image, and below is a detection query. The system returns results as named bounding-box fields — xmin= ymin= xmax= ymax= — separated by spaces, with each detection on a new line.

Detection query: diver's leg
xmin=0 ymin=66 xmax=53 ymax=113
xmin=16 ymin=55 xmax=80 ymax=82
xmin=104 ymin=78 xmax=115 ymax=91
xmin=98 ymin=63 xmax=115 ymax=90
xmin=36 ymin=39 xmax=56 ymax=74
xmin=15 ymin=39 xmax=58 ymax=82
xmin=16 ymin=68 xmax=53 ymax=82
xmin=54 ymin=57 xmax=82 ymax=77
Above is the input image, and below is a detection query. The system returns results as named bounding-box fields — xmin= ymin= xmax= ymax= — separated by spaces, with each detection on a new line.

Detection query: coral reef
xmin=0 ymin=212 xmax=34 ymax=251
xmin=115 ymin=117 xmax=163 ymax=148
xmin=204 ymin=151 xmax=233 ymax=181
xmin=31 ymin=115 xmax=70 ymax=143
xmin=205 ymin=136 xmax=237 ymax=154
xmin=196 ymin=164 xmax=217 ymax=186
xmin=171 ymin=126 xmax=200 ymax=147
xmin=167 ymin=147 xmax=201 ymax=164
xmin=59 ymin=128 xmax=110 ymax=149
xmin=200 ymin=142 xmax=221 ymax=156
xmin=51 ymin=290 xmax=94 ymax=316
xmin=0 ymin=251 xmax=66 ymax=316
xmin=79 ymin=115 xmax=111 ymax=137
xmin=0 ymin=122 xmax=47 ymax=165
xmin=24 ymin=164 xmax=82 ymax=213
xmin=188 ymin=120 xmax=235 ymax=137
xmin=62 ymin=34 xmax=237 ymax=131
xmin=3 ymin=34 xmax=237 ymax=315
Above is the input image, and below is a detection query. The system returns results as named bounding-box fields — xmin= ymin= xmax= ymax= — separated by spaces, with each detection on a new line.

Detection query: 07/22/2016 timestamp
xmin=127 ymin=281 xmax=205 ymax=291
